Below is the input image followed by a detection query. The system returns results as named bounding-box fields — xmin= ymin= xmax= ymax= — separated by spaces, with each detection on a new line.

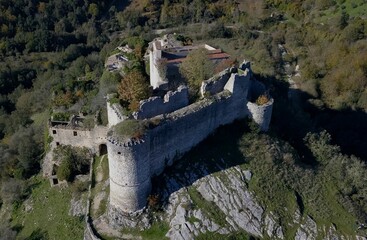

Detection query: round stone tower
xmin=107 ymin=136 xmax=151 ymax=214
xmin=247 ymin=98 xmax=274 ymax=132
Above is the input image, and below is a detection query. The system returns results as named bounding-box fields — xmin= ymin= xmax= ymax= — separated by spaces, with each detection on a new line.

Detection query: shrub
xmin=255 ymin=94 xmax=269 ymax=105
xmin=57 ymin=156 xmax=72 ymax=181
xmin=71 ymin=180 xmax=89 ymax=193
xmin=147 ymin=194 xmax=160 ymax=210
xmin=52 ymin=112 xmax=71 ymax=122
xmin=54 ymin=146 xmax=91 ymax=182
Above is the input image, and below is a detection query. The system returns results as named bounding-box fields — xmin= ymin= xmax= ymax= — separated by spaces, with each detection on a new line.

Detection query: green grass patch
xmin=112 ymin=119 xmax=148 ymax=140
xmin=140 ymin=221 xmax=169 ymax=240
xmin=313 ymin=182 xmax=357 ymax=236
xmin=90 ymin=154 xmax=109 ymax=219
xmin=313 ymin=0 xmax=367 ymax=24
xmin=95 ymin=197 xmax=108 ymax=218
xmin=187 ymin=215 xmax=200 ymax=224
xmin=122 ymin=221 xmax=169 ymax=240
xmin=11 ymin=176 xmax=84 ymax=240
xmin=101 ymin=156 xmax=109 ymax=182
xmin=92 ymin=155 xmax=109 ymax=186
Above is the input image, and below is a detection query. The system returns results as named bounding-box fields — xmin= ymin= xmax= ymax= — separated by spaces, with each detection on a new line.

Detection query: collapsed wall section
xmin=200 ymin=68 xmax=232 ymax=97
xmin=133 ymin=86 xmax=189 ymax=120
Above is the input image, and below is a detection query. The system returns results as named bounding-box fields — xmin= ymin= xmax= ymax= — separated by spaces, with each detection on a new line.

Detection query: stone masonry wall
xmin=149 ymin=43 xmax=167 ymax=89
xmin=133 ymin=86 xmax=189 ymax=120
xmin=50 ymin=125 xmax=107 ymax=154
xmin=247 ymin=98 xmax=274 ymax=132
xmin=107 ymin=102 xmax=127 ymax=127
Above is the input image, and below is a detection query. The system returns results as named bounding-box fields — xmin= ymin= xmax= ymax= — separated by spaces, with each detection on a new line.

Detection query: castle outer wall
xmin=107 ymin=72 xmax=256 ymax=216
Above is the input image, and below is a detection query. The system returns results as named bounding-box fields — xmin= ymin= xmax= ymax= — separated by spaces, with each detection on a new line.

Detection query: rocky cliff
xmin=93 ymin=122 xmax=366 ymax=240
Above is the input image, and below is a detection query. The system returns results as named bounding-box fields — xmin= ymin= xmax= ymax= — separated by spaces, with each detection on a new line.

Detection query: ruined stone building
xmin=48 ymin=35 xmax=274 ymax=224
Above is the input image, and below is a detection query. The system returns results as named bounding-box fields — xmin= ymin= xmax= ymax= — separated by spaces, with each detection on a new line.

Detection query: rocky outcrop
xmin=152 ymin=163 xmax=364 ymax=240
xmin=161 ymin=165 xmax=285 ymax=239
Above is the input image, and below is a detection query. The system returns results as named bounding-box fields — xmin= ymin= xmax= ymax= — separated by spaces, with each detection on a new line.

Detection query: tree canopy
xmin=179 ymin=48 xmax=214 ymax=96
xmin=118 ymin=71 xmax=151 ymax=111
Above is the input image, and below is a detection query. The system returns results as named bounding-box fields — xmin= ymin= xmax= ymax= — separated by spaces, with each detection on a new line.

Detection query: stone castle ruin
xmin=48 ymin=35 xmax=274 ymax=224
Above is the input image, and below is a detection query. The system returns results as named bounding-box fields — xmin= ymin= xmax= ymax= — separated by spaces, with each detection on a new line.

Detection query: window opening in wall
xmin=52 ymin=130 xmax=57 ymax=134
xmin=56 ymin=142 xmax=60 ymax=146
xmin=52 ymin=178 xmax=58 ymax=185
xmin=52 ymin=165 xmax=58 ymax=175
xmin=73 ymin=131 xmax=77 ymax=136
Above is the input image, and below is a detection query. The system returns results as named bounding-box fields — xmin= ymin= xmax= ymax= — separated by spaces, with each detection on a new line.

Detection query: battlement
xmin=106 ymin=135 xmax=146 ymax=148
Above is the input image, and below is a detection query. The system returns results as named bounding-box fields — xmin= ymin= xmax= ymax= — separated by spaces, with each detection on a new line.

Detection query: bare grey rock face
xmin=24 ymin=197 xmax=33 ymax=213
xmin=164 ymin=166 xmax=282 ymax=239
xmin=244 ymin=170 xmax=252 ymax=181
xmin=108 ymin=205 xmax=151 ymax=229
xmin=323 ymin=224 xmax=340 ymax=240
xmin=295 ymin=216 xmax=318 ymax=240
xmin=165 ymin=187 xmax=230 ymax=240
xmin=265 ymin=212 xmax=284 ymax=239
xmin=103 ymin=161 xmax=364 ymax=240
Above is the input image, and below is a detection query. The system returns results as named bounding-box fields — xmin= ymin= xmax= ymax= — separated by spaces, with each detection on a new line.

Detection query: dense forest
xmin=0 ymin=0 xmax=366 ymax=238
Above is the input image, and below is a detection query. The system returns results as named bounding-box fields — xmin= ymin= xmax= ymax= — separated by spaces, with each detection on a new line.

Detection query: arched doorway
xmin=99 ymin=144 xmax=107 ymax=156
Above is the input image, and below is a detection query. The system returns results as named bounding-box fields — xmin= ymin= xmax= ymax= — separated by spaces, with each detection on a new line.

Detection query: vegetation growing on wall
xmin=113 ymin=119 xmax=148 ymax=140
xmin=255 ymin=95 xmax=270 ymax=106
